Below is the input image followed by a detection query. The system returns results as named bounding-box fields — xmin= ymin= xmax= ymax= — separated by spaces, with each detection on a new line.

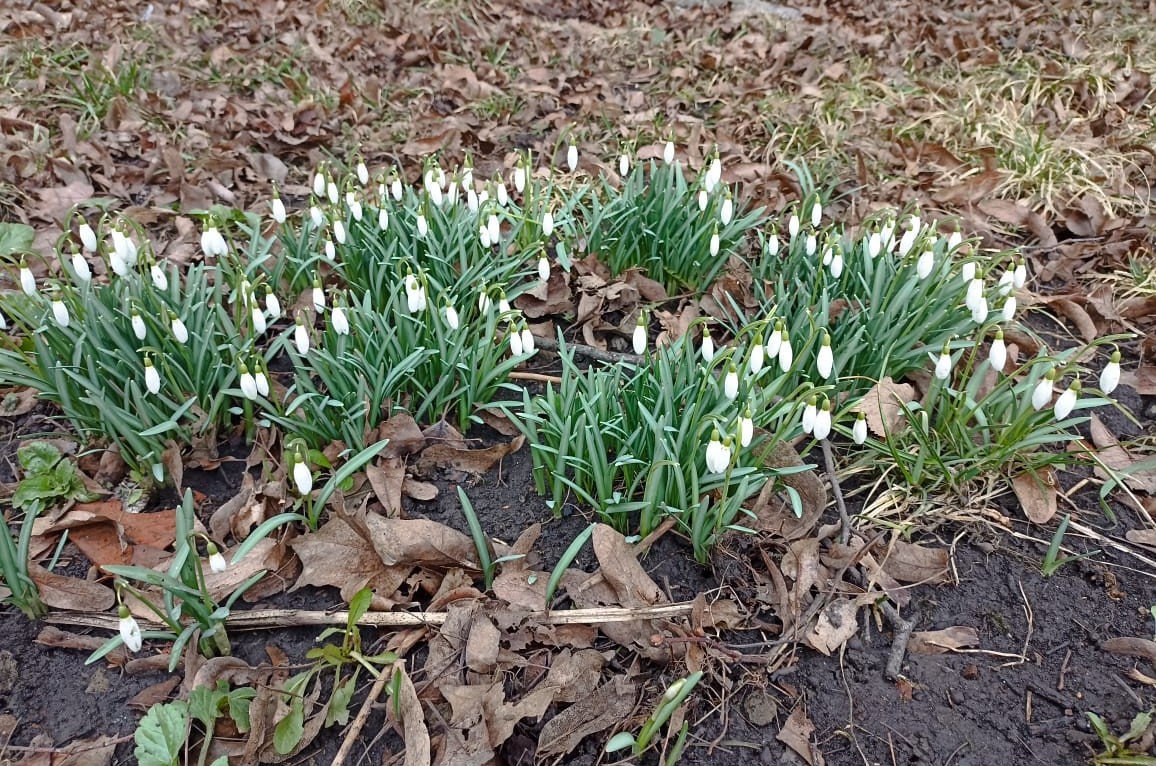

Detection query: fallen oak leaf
xmin=29 ymin=564 xmax=114 ymax=611
xmin=536 ymin=675 xmax=637 ymax=757
xmin=415 ymin=435 xmax=525 ymax=477
xmin=907 ymin=626 xmax=981 ymax=655
xmin=776 ymin=705 xmax=826 ymax=766
xmin=1011 ymin=466 xmax=1058 ymax=524
xmin=855 ymin=377 xmax=915 ymax=438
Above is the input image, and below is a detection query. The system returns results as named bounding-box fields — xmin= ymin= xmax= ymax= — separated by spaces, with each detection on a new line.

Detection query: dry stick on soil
xmin=331 ymin=664 xmax=393 ymax=766
xmin=821 ymin=439 xmax=914 ymax=680
xmin=533 ymin=333 xmax=643 ymax=365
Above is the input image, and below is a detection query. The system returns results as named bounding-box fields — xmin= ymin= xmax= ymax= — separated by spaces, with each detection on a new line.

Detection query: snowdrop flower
xmin=748 ymin=336 xmax=764 ymax=375
xmin=311 ymin=278 xmax=325 ymax=311
xmin=701 ymin=328 xmax=715 ymax=363
xmin=291 ymin=448 xmax=313 ymax=495
xmin=697 ymin=188 xmax=709 ymax=212
xmin=916 ymin=250 xmax=934 ymax=280
xmin=331 ymin=303 xmax=350 ymax=335
xmin=251 ymin=302 xmax=267 ymax=335
xmin=323 ymin=236 xmax=336 ymax=261
xmin=542 ymin=210 xmax=554 ymax=238
xmin=1031 ymin=369 xmax=1055 ymax=411
xmin=801 ymin=396 xmax=818 ymax=434
xmin=71 ymin=250 xmax=92 ymax=284
xmin=112 ymin=225 xmax=138 ymax=267
xmin=566 ymin=143 xmax=578 ymax=172
xmin=804 ymin=231 xmax=817 ymax=258
xmin=664 ymin=139 xmax=675 ymax=165
xmin=816 ymin=331 xmax=834 ymax=379
xmin=50 ymin=294 xmax=69 ymax=327
xmin=520 ymin=324 xmax=535 ymax=354
xmin=705 ymin=430 xmax=731 ymax=475
xmin=416 ymin=211 xmax=428 ymax=238
xmin=495 ymin=177 xmax=508 ymax=207
xmin=265 ymin=287 xmax=281 ymax=319
xmin=312 ymin=166 xmax=327 ymax=198
xmin=479 ymin=223 xmax=492 ymax=249
xmin=705 ymin=151 xmax=722 ymax=192
xmin=1100 ymin=349 xmax=1121 ymax=395
xmin=131 ymin=309 xmax=146 ymax=340
xmin=880 ymin=217 xmax=896 ymax=252
xmin=405 ymin=272 xmax=427 ymax=313
xmin=821 ymin=242 xmax=833 ymax=267
xmin=709 ymin=227 xmax=720 ymax=257
xmin=18 ymin=260 xmax=35 ymax=296
xmin=934 ymin=341 xmax=953 ymax=380
xmin=765 ymin=320 xmax=783 ymax=359
xmin=294 ymin=315 xmax=310 ymax=355
xmin=206 ymin=541 xmax=227 ymax=573
xmin=378 ymin=207 xmax=389 ymax=231
xmin=238 ymin=360 xmax=258 ymax=400
xmin=813 ymin=399 xmax=832 ymax=440
xmin=271 ymin=193 xmax=287 ymax=225
xmin=720 ymin=193 xmax=734 ymax=226
xmin=829 ymin=246 xmax=844 ymax=278
xmin=1013 ymin=258 xmax=1027 ymax=289
xmin=810 ymin=196 xmax=822 ymax=228
xmin=356 ymin=159 xmax=370 ymax=186
xmin=390 ymin=172 xmax=403 ymax=202
xmin=989 ymin=329 xmax=1007 ymax=372
xmin=478 ymin=286 xmax=493 ymax=314
xmin=765 ymin=232 xmax=779 ymax=257
xmin=787 ymin=211 xmax=800 ymax=241
xmin=143 ymin=354 xmax=160 ymax=395
xmin=1054 ymin=379 xmax=1080 ymax=420
xmin=254 ymin=362 xmax=270 ymax=397
xmin=333 ymin=219 xmax=346 ymax=245
xmin=723 ymin=363 xmax=739 ymax=400
xmin=444 ymin=302 xmax=460 ymax=330
xmin=852 ymin=412 xmax=867 ymax=445
xmin=971 ymin=295 xmax=988 ymax=325
xmin=997 ymin=269 xmax=1014 ymax=296
xmin=537 ymin=255 xmax=550 ymax=283
xmin=118 ymin=605 xmax=142 ymax=652
xmin=965 ymin=271 xmax=985 ymax=312
xmin=0 ymin=311 xmax=6 ymax=330
xmin=632 ymin=313 xmax=647 ymax=355
xmin=466 ymin=187 xmax=479 ymax=213
xmin=778 ymin=329 xmax=794 ymax=371
xmin=498 ymin=292 xmax=511 ymax=316
xmin=618 ymin=153 xmax=630 ymax=177
xmin=509 ymin=326 xmax=524 ymax=357
xmin=309 ymin=204 xmax=324 ymax=228
xmin=514 ymin=164 xmax=527 ymax=194
xmin=149 ymin=262 xmax=167 ymax=291
xmin=78 ymin=221 xmax=97 ymax=252
xmin=898 ymin=224 xmax=918 ymax=258
xmin=1001 ymin=295 xmax=1017 ymax=322
xmin=867 ymin=231 xmax=882 ymax=259
xmin=200 ymin=224 xmax=227 ymax=258
xmin=739 ymin=408 xmax=754 ymax=448
xmin=426 ymin=181 xmax=443 ymax=208
xmin=168 ymin=314 xmax=187 ymax=344
xmin=487 ymin=212 xmax=500 ymax=246
xmin=961 ymin=261 xmax=976 ymax=282
xmin=326 ymin=178 xmax=339 ymax=206
xmin=947 ymin=230 xmax=963 ymax=251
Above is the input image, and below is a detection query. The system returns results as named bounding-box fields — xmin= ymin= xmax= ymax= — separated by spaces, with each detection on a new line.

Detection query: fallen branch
xmin=533 ymin=333 xmax=642 ymax=365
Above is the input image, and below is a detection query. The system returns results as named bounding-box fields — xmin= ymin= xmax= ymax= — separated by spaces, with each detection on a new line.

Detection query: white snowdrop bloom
xmin=816 ymin=332 xmax=834 ymax=379
xmin=965 ymin=274 xmax=985 ymax=312
xmin=170 ymin=314 xmax=188 ymax=344
xmin=723 ymin=364 xmax=739 ymax=401
xmin=829 ymin=249 xmax=844 ymax=278
xmin=207 ymin=542 xmax=227 ymax=574
xmin=118 ymin=606 xmax=142 ymax=652
xmin=801 ymin=397 xmax=817 ymax=434
xmin=810 ymin=198 xmax=822 ymax=228
xmin=1100 ymin=350 xmax=1121 ymax=395
xmin=765 ymin=321 xmax=783 ymax=359
xmin=346 ymin=194 xmax=363 ymax=222
xmin=488 ymin=213 xmax=500 ymax=246
xmin=538 ymin=255 xmax=550 ymax=283
xmin=778 ymin=331 xmax=794 ymax=372
xmin=331 ymin=304 xmax=349 ymax=335
xmin=324 ymin=237 xmax=336 ymax=261
xmin=542 ymin=210 xmax=554 ymax=238
xmin=498 ymin=293 xmax=511 ymax=315
xmin=326 ymin=179 xmax=339 ymax=206
xmin=378 ymin=207 xmax=389 ymax=231
xmin=251 ymin=303 xmax=267 ymax=335
xmin=739 ymin=409 xmax=754 ymax=448
xmin=478 ymin=288 xmax=493 ymax=314
xmin=701 ymin=329 xmax=715 ymax=363
xmin=356 ymin=160 xmax=369 ymax=186
xmin=705 ymin=430 xmax=731 ymax=475
xmin=709 ymin=229 xmax=720 ymax=257
xmin=509 ymin=328 xmax=524 ymax=357
xmin=312 ymin=167 xmax=326 ymax=198
xmin=765 ymin=234 xmax=779 ymax=257
xmin=961 ymin=261 xmax=976 ymax=282
xmin=466 ymin=187 xmax=479 ymax=213
xmin=405 ymin=273 xmax=427 ymax=313
xmin=706 ymin=155 xmax=722 ymax=192
xmin=200 ymin=225 xmax=227 ymax=258
xmin=446 ymin=179 xmax=460 ymax=207
xmin=309 ymin=205 xmax=324 ymax=228
xmin=566 ymin=143 xmax=578 ymax=172
xmin=1054 ymin=380 xmax=1080 ymax=420
xmin=813 ymin=400 xmax=832 ymax=441
xmin=997 ymin=270 xmax=1014 ymax=296
xmin=880 ymin=218 xmax=896 ymax=252
xmin=788 ymin=213 xmax=800 ymax=240
xmin=72 ymin=251 xmax=92 ymax=284
xmin=292 ymin=451 xmax=313 ymax=495
xmin=1031 ymin=370 xmax=1055 ymax=411
xmin=416 ymin=212 xmax=428 ymax=238
xmin=520 ymin=325 xmax=535 ymax=354
xmin=150 ymin=263 xmax=167 ymax=291
xmin=294 ymin=318 xmax=310 ymax=355
xmin=479 ymin=223 xmax=492 ymax=249
xmin=947 ymin=230 xmax=963 ymax=251
xmin=18 ymin=262 xmax=35 ymax=296
xmin=867 ymin=231 xmax=882 ymax=259
xmin=971 ymin=295 xmax=988 ymax=325
xmin=514 ymin=165 xmax=527 ymax=194
xmin=821 ymin=243 xmax=833 ymax=267
xmin=697 ymin=189 xmax=709 ymax=212
xmin=934 ymin=344 xmax=953 ymax=380
xmin=461 ymin=163 xmax=474 ymax=190
xmin=444 ymin=303 xmax=460 ymax=330
xmin=664 ymin=140 xmax=675 ymax=165
xmin=916 ymin=250 xmax=934 ymax=280
xmin=1001 ymin=295 xmax=1017 ymax=322
xmin=391 ymin=176 xmax=403 ymax=202
xmin=238 ymin=362 xmax=258 ymax=401
xmin=1013 ymin=258 xmax=1027 ymax=289
xmin=618 ymin=154 xmax=630 ymax=177
xmin=632 ymin=317 xmax=647 ymax=355
xmin=852 ymin=412 xmax=867 ymax=445
xmin=0 ymin=311 xmax=6 ymax=330
xmin=720 ymin=194 xmax=734 ymax=226
xmin=427 ymin=182 xmax=443 ymax=208
xmin=131 ymin=310 xmax=146 ymax=341
xmin=748 ymin=341 xmax=764 ymax=376
xmin=495 ymin=179 xmax=508 ymax=207
xmin=804 ymin=232 xmax=817 ymax=257
xmin=255 ymin=367 xmax=270 ymax=397
xmin=989 ymin=330 xmax=1007 ymax=372
xmin=78 ymin=222 xmax=97 ymax=252
xmin=265 ymin=289 xmax=281 ymax=319
xmin=311 ymin=280 xmax=325 ymax=311
xmin=144 ymin=355 xmax=160 ymax=395
xmin=50 ymin=295 xmax=69 ymax=327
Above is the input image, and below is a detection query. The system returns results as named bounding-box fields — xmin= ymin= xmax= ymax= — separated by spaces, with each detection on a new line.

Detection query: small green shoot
xmin=606 ymin=672 xmax=703 ymax=757
xmin=1087 ymin=709 xmax=1156 ymax=765
xmin=1040 ymin=514 xmax=1099 ymax=577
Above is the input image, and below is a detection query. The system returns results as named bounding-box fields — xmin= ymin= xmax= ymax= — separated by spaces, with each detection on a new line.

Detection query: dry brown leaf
xmin=750 ymin=437 xmax=825 ymax=539
xmin=29 ymin=565 xmax=114 ymax=611
xmin=30 ymin=180 xmax=94 ymax=222
xmin=415 ymin=435 xmax=525 ymax=477
xmin=537 ymin=676 xmax=637 ymax=757
xmin=36 ymin=501 xmax=178 ymax=569
xmin=776 ymin=706 xmax=825 ymax=766
xmin=368 ymin=515 xmax=477 ymax=568
xmin=1033 ymin=296 xmax=1099 ymax=342
xmin=366 ymin=458 xmax=405 ymax=516
xmin=464 ymin=616 xmax=501 ymax=674
xmin=0 ymin=388 xmax=38 ymax=417
xmin=376 ymin=412 xmax=427 ymax=457
xmin=591 ymin=524 xmax=665 ymax=607
xmin=804 ymin=598 xmax=862 ymax=656
xmin=879 ymin=540 xmax=951 ymax=585
xmin=855 ymin=377 xmax=915 ymax=437
xmin=392 ymin=661 xmax=431 ymax=766
xmin=1011 ymin=466 xmax=1058 ymax=523
xmin=908 ymin=626 xmax=981 ymax=655
xmin=290 ymin=514 xmax=410 ymax=608
xmin=1089 ymin=414 xmax=1156 ymax=493
xmin=1124 ymin=529 xmax=1156 ymax=549
xmin=542 ymin=649 xmax=605 ymax=704
xmin=402 ymin=477 xmax=438 ymax=502
xmin=1102 ymin=637 xmax=1156 ymax=666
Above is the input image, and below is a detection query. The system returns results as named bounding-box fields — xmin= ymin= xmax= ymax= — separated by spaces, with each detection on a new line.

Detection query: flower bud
xmin=1054 ymin=379 xmax=1080 ymax=420
xmin=852 ymin=412 xmax=867 ymax=445
xmin=238 ymin=360 xmax=258 ymax=400
xmin=632 ymin=314 xmax=647 ymax=355
xmin=18 ymin=260 xmax=35 ymax=296
xmin=131 ymin=309 xmax=146 ymax=341
xmin=71 ymin=250 xmax=92 ymax=284
xmin=78 ymin=221 xmax=97 ymax=252
xmin=144 ymin=354 xmax=160 ymax=395
xmin=294 ymin=315 xmax=310 ymax=355
xmin=566 ymin=143 xmax=578 ymax=172
xmin=934 ymin=341 xmax=953 ymax=380
xmin=816 ymin=331 xmax=834 ymax=379
xmin=206 ymin=541 xmax=228 ymax=573
xmin=118 ymin=605 xmax=142 ymax=652
xmin=1099 ymin=350 xmax=1121 ymax=395
xmin=813 ymin=399 xmax=832 ymax=440
xmin=989 ymin=329 xmax=1007 ymax=372
xmin=292 ymin=449 xmax=313 ymax=495
xmin=701 ymin=328 xmax=715 ymax=363
xmin=331 ymin=304 xmax=350 ymax=336
xmin=723 ymin=363 xmax=739 ymax=400
xmin=1031 ymin=369 xmax=1055 ymax=411
xmin=778 ymin=330 xmax=793 ymax=372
